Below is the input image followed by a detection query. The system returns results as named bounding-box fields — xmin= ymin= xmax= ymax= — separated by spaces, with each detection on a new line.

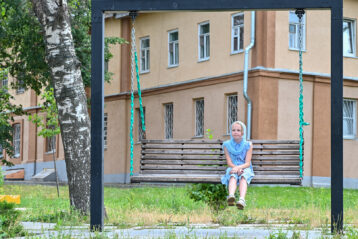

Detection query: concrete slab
xmin=32 ymin=168 xmax=56 ymax=182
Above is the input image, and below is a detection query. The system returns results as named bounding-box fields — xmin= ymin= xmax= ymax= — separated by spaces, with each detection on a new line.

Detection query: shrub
xmin=0 ymin=201 xmax=24 ymax=238
xmin=187 ymin=183 xmax=228 ymax=213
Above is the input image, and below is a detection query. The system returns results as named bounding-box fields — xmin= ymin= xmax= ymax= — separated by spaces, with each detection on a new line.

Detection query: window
xmin=16 ymin=79 xmax=25 ymax=94
xmin=231 ymin=13 xmax=244 ymax=53
xmin=1 ymin=76 xmax=8 ymax=92
xmin=140 ymin=37 xmax=150 ymax=73
xmin=343 ymin=19 xmax=356 ymax=57
xmin=0 ymin=144 xmax=3 ymax=158
xmin=195 ymin=99 xmax=204 ymax=137
xmin=198 ymin=22 xmax=210 ymax=61
xmin=343 ymin=99 xmax=356 ymax=139
xmin=164 ymin=103 xmax=173 ymax=139
xmin=227 ymin=94 xmax=238 ymax=134
xmin=289 ymin=11 xmax=306 ymax=50
xmin=46 ymin=128 xmax=56 ymax=153
xmin=104 ymin=113 xmax=108 ymax=148
xmin=137 ymin=108 xmax=146 ymax=141
xmin=13 ymin=124 xmax=21 ymax=158
xmin=168 ymin=30 xmax=179 ymax=67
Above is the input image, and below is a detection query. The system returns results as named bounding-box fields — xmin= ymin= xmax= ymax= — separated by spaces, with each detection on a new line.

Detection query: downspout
xmin=243 ymin=11 xmax=255 ymax=140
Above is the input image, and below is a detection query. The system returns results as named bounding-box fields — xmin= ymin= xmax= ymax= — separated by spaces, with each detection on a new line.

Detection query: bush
xmin=187 ymin=183 xmax=228 ymax=213
xmin=0 ymin=201 xmax=24 ymax=238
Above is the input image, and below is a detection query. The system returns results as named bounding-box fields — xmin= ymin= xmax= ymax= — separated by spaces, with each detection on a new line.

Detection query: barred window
xmin=227 ymin=94 xmax=238 ymax=134
xmin=343 ymin=99 xmax=357 ymax=138
xmin=1 ymin=77 xmax=8 ymax=92
xmin=0 ymin=144 xmax=3 ymax=158
xmin=16 ymin=79 xmax=25 ymax=94
xmin=104 ymin=113 xmax=108 ymax=149
xmin=46 ymin=127 xmax=56 ymax=153
xmin=164 ymin=103 xmax=173 ymax=139
xmin=13 ymin=124 xmax=21 ymax=158
xmin=137 ymin=108 xmax=146 ymax=141
xmin=195 ymin=99 xmax=204 ymax=137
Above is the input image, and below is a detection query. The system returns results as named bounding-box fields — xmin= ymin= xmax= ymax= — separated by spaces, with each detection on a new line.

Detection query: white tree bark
xmin=30 ymin=0 xmax=90 ymax=214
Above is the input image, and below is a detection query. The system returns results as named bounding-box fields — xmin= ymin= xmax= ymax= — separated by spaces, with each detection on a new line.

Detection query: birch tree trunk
xmin=30 ymin=0 xmax=91 ymax=214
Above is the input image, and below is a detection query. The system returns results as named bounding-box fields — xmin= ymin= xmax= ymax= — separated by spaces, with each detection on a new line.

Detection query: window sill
xmin=343 ymin=55 xmax=358 ymax=59
xmin=168 ymin=64 xmax=179 ymax=69
xmin=140 ymin=70 xmax=150 ymax=75
xmin=192 ymin=135 xmax=204 ymax=139
xmin=45 ymin=151 xmax=56 ymax=155
xmin=289 ymin=48 xmax=307 ymax=52
xmin=343 ymin=136 xmax=356 ymax=140
xmin=198 ymin=58 xmax=210 ymax=63
xmin=230 ymin=50 xmax=244 ymax=55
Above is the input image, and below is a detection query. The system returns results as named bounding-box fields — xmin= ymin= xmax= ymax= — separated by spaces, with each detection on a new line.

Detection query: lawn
xmin=3 ymin=184 xmax=358 ymax=229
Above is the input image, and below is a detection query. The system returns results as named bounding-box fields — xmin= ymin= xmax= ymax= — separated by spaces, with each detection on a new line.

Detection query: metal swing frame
xmin=91 ymin=0 xmax=343 ymax=232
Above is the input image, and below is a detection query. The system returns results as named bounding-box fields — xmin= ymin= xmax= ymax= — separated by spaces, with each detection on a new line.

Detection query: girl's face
xmin=231 ymin=123 xmax=243 ymax=141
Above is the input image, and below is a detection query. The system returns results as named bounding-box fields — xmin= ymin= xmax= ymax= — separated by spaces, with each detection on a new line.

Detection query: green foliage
xmin=0 ymin=0 xmax=127 ymax=92
xmin=0 ymin=78 xmax=24 ymax=165
xmin=205 ymin=129 xmax=213 ymax=139
xmin=0 ymin=201 xmax=24 ymax=238
xmin=187 ymin=184 xmax=228 ymax=213
xmin=28 ymin=88 xmax=60 ymax=139
xmin=0 ymin=166 xmax=3 ymax=195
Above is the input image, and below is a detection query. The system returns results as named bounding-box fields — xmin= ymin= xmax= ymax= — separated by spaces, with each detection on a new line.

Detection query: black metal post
xmin=331 ymin=1 xmax=344 ymax=233
xmin=90 ymin=6 xmax=104 ymax=231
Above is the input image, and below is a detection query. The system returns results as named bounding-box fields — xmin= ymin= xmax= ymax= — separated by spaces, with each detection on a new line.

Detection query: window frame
xmin=140 ymin=36 xmax=150 ymax=73
xmin=343 ymin=18 xmax=356 ymax=57
xmin=164 ymin=103 xmax=174 ymax=139
xmin=231 ymin=12 xmax=245 ymax=54
xmin=194 ymin=98 xmax=205 ymax=137
xmin=13 ymin=123 xmax=21 ymax=158
xmin=136 ymin=108 xmax=146 ymax=141
xmin=104 ymin=113 xmax=108 ymax=149
xmin=198 ymin=21 xmax=210 ymax=61
xmin=288 ymin=11 xmax=306 ymax=51
xmin=227 ymin=94 xmax=238 ymax=134
xmin=343 ymin=99 xmax=357 ymax=139
xmin=168 ymin=29 xmax=179 ymax=67
xmin=0 ymin=144 xmax=3 ymax=158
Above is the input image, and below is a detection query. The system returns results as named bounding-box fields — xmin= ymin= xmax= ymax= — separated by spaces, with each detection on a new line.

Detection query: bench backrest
xmin=140 ymin=139 xmax=302 ymax=178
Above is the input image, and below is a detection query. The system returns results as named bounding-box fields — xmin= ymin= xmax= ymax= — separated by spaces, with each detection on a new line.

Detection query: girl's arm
xmin=238 ymin=141 xmax=253 ymax=170
xmin=224 ymin=147 xmax=241 ymax=172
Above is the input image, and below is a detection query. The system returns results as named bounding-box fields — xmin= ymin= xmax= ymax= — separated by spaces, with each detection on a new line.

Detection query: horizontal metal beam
xmin=93 ymin=0 xmax=336 ymax=12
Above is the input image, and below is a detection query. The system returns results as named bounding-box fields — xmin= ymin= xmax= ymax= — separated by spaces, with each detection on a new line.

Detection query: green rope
xmin=135 ymin=52 xmax=146 ymax=132
xmin=297 ymin=9 xmax=309 ymax=178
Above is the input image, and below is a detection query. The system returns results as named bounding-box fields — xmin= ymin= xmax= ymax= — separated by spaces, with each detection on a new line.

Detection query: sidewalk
xmin=21 ymin=222 xmax=332 ymax=238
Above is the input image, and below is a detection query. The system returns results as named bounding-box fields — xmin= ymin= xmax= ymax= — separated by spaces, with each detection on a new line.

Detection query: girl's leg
xmin=239 ymin=177 xmax=248 ymax=199
xmin=228 ymin=176 xmax=237 ymax=196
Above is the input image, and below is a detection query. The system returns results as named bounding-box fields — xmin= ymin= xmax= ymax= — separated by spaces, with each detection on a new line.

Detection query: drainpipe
xmin=243 ymin=11 xmax=255 ymax=140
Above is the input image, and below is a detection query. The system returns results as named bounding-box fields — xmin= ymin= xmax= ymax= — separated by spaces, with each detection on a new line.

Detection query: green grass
xmin=2 ymin=184 xmax=358 ymax=229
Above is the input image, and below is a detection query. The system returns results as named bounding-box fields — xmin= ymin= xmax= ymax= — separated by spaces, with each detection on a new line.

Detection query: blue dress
xmin=221 ymin=140 xmax=255 ymax=186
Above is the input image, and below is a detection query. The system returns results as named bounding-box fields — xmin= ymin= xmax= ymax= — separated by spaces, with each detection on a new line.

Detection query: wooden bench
xmin=131 ymin=139 xmax=303 ymax=185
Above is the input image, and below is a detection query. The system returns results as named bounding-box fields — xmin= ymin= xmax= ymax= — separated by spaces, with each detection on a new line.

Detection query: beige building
xmin=2 ymin=3 xmax=358 ymax=187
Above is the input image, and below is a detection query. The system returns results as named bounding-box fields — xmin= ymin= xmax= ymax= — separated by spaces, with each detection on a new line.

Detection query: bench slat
xmin=141 ymin=155 xmax=300 ymax=160
xmin=141 ymin=139 xmax=300 ymax=144
xmin=142 ymin=150 xmax=299 ymax=155
xmin=142 ymin=144 xmax=299 ymax=150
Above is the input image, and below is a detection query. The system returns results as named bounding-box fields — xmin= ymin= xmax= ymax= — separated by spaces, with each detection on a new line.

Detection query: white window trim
xmin=168 ymin=29 xmax=179 ymax=67
xmin=343 ymin=99 xmax=357 ymax=139
xmin=288 ymin=11 xmax=306 ymax=51
xmin=343 ymin=18 xmax=356 ymax=58
xmin=140 ymin=36 xmax=150 ymax=73
xmin=231 ymin=12 xmax=244 ymax=54
xmin=13 ymin=124 xmax=21 ymax=158
xmin=198 ymin=21 xmax=210 ymax=62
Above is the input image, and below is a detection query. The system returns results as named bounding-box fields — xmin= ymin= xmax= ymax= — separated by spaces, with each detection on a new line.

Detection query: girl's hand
xmin=237 ymin=168 xmax=244 ymax=176
xmin=230 ymin=166 xmax=242 ymax=174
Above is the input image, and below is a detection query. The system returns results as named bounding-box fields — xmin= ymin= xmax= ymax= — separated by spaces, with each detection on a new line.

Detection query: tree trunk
xmin=30 ymin=0 xmax=91 ymax=214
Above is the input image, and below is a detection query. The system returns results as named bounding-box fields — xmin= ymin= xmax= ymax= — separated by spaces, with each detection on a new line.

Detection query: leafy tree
xmin=0 ymin=0 xmax=126 ymax=214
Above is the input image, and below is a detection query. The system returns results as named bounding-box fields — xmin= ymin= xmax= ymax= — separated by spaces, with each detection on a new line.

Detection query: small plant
xmin=205 ymin=129 xmax=213 ymax=139
xmin=187 ymin=183 xmax=227 ymax=213
xmin=0 ymin=201 xmax=24 ymax=238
